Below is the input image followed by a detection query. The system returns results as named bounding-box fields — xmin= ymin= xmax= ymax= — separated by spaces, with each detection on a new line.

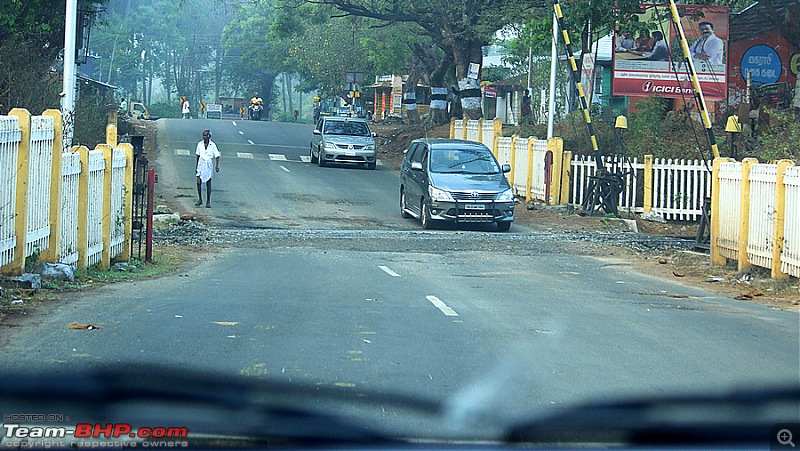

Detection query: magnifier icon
xmin=778 ymin=429 xmax=795 ymax=447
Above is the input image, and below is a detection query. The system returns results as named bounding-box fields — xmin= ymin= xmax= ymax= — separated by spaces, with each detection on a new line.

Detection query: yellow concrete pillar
xmin=772 ymin=160 xmax=795 ymax=279
xmin=643 ymin=155 xmax=653 ymax=213
xmin=561 ymin=150 xmax=572 ymax=205
xmin=710 ymin=157 xmax=734 ymax=266
xmin=40 ymin=110 xmax=63 ymax=264
xmin=98 ymin=144 xmax=113 ymax=270
xmin=114 ymin=144 xmax=135 ymax=263
xmin=547 ymin=138 xmax=564 ymax=204
xmin=106 ymin=123 xmax=118 ymax=148
xmin=477 ymin=119 xmax=484 ymax=143
xmin=6 ymin=109 xmax=31 ymax=275
xmin=492 ymin=135 xmax=500 ymax=159
xmin=76 ymin=146 xmax=90 ymax=269
xmin=737 ymin=158 xmax=759 ymax=271
xmin=462 ymin=120 xmax=468 ymax=140
xmin=493 ymin=118 xmax=502 ymax=138
xmin=449 ymin=118 xmax=456 ymax=139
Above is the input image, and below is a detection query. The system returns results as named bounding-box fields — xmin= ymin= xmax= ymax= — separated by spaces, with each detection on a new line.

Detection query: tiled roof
xmin=729 ymin=0 xmax=797 ymax=43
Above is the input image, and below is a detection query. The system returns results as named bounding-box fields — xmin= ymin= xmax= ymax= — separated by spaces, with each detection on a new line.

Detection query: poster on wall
xmin=612 ymin=4 xmax=729 ymax=101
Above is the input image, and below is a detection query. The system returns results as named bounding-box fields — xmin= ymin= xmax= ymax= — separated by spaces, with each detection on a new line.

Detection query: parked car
xmin=400 ymin=139 xmax=515 ymax=231
xmin=310 ymin=117 xmax=377 ymax=170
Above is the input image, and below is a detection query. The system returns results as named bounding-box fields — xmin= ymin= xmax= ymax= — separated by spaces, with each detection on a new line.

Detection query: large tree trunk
xmin=404 ymin=65 xmax=421 ymax=124
xmin=452 ymin=39 xmax=485 ymax=120
xmin=426 ymin=52 xmax=453 ymax=125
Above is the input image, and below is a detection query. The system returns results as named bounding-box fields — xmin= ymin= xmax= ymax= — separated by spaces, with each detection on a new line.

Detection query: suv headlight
xmin=364 ymin=144 xmax=375 ymax=150
xmin=429 ymin=186 xmax=454 ymax=202
xmin=323 ymin=142 xmax=338 ymax=150
xmin=496 ymin=189 xmax=514 ymax=202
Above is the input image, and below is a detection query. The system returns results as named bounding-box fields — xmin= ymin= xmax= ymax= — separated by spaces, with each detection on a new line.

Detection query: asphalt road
xmin=0 ymin=118 xmax=797 ymax=439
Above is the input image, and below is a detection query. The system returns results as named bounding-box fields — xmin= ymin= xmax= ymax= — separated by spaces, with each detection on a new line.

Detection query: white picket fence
xmin=747 ymin=164 xmax=778 ymax=269
xmin=716 ymin=161 xmax=742 ymax=261
xmin=570 ymin=155 xmax=712 ymax=221
xmin=570 ymin=155 xmax=644 ymax=215
xmin=87 ymin=149 xmax=106 ymax=267
xmin=25 ymin=115 xmax=55 ymax=257
xmin=0 ymin=116 xmax=21 ymax=267
xmin=714 ymin=160 xmax=800 ymax=278
xmin=60 ymin=152 xmax=81 ymax=265
xmin=782 ymin=166 xmax=800 ymax=277
xmin=0 ymin=110 xmax=130 ymax=272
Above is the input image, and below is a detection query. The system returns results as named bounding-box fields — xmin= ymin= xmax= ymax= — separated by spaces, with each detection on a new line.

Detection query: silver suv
xmin=310 ymin=117 xmax=377 ymax=170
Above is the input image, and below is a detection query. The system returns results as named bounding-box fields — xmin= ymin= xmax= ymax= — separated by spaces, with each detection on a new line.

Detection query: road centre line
xmin=426 ymin=296 xmax=459 ymax=317
xmin=379 ymin=266 xmax=401 ymax=277
xmin=280 ymin=166 xmax=290 ymax=173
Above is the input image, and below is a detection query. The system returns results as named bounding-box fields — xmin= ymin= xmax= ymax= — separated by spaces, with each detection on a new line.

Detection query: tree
xmin=0 ymin=0 xmax=107 ymax=114
xmin=296 ymin=0 xmax=539 ymax=120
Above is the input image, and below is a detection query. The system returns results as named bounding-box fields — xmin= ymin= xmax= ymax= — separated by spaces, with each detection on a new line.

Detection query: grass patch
xmin=1 ymin=247 xmax=188 ymax=313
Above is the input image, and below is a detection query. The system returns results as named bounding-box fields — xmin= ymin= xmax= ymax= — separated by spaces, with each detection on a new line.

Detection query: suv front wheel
xmin=310 ymin=144 xmax=318 ymax=163
xmin=421 ymin=201 xmax=434 ymax=230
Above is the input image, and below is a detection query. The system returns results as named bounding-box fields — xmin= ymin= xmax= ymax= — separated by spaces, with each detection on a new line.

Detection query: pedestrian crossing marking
xmin=237 ymin=152 xmax=254 ymax=159
xmin=175 ymin=149 xmax=190 ymax=156
xmin=299 ymin=156 xmax=311 ymax=163
xmin=269 ymin=154 xmax=287 ymax=161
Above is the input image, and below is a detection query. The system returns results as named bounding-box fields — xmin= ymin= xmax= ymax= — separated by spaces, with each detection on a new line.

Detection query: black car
xmin=400 ymin=138 xmax=514 ymax=231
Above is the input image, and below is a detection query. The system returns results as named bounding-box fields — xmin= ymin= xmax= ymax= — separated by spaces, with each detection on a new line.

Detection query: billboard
xmin=612 ymin=4 xmax=729 ymax=101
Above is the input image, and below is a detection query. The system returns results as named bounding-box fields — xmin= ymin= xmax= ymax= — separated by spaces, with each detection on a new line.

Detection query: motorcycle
xmin=248 ymin=104 xmax=263 ymax=121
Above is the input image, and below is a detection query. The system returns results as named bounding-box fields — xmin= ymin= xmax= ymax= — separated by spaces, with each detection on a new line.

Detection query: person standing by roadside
xmin=195 ymin=129 xmax=220 ymax=208
xmin=182 ymin=98 xmax=191 ymax=119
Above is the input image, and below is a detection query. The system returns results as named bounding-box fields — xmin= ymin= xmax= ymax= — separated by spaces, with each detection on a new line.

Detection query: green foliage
xmin=72 ymin=92 xmax=115 ymax=148
xmin=749 ymin=108 xmax=800 ymax=163
xmin=147 ymin=101 xmax=181 ymax=119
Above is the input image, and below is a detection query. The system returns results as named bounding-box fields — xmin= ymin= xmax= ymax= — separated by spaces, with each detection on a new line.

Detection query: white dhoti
xmin=196 ymin=158 xmax=214 ymax=182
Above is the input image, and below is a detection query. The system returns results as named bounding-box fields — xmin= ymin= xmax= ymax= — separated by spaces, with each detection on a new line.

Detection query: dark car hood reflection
xmin=429 ymin=172 xmax=509 ymax=194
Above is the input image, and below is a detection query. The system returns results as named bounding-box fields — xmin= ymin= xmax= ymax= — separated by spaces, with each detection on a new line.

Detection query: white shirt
xmin=196 ymin=140 xmax=220 ymax=161
xmin=182 ymin=101 xmax=190 ymax=114
xmin=690 ymin=34 xmax=724 ymax=67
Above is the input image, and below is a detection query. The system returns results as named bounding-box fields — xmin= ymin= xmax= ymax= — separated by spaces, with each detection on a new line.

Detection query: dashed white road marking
xmin=175 ymin=149 xmax=190 ymax=156
xmin=299 ymin=156 xmax=311 ymax=163
xmin=426 ymin=296 xmax=459 ymax=317
xmin=379 ymin=266 xmax=401 ymax=277
xmin=280 ymin=166 xmax=290 ymax=173
xmin=236 ymin=152 xmax=254 ymax=159
xmin=232 ymin=121 xmax=238 ymax=126
xmin=247 ymin=140 xmax=255 ymax=145
xmin=238 ymin=131 xmax=244 ymax=135
xmin=269 ymin=154 xmax=287 ymax=161
xmin=377 ymin=159 xmax=384 ymax=166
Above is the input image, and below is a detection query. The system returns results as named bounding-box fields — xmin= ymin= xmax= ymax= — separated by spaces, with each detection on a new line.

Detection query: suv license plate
xmin=346 ymin=152 xmax=356 ymax=156
xmin=465 ymin=204 xmax=485 ymax=210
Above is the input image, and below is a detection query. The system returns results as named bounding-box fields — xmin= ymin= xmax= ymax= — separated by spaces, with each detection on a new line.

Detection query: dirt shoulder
xmin=370 ymin=122 xmax=800 ymax=312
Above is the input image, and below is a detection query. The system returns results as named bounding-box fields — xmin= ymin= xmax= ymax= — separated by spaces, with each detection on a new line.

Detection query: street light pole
xmin=62 ymin=0 xmax=78 ymax=150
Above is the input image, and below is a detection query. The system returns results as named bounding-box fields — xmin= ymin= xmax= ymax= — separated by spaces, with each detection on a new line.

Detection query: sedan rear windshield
xmin=429 ymin=147 xmax=501 ymax=174
xmin=324 ymin=121 xmax=370 ymax=136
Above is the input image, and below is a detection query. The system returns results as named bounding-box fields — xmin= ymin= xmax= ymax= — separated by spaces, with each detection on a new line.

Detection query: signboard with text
xmin=612 ymin=4 xmax=729 ymax=101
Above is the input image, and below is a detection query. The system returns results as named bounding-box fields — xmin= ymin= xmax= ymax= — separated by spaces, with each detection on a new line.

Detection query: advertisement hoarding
xmin=612 ymin=4 xmax=728 ymax=101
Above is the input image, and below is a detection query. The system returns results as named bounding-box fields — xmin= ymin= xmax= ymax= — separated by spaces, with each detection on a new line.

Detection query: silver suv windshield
xmin=429 ymin=147 xmax=500 ymax=174
xmin=324 ymin=120 xmax=370 ymax=136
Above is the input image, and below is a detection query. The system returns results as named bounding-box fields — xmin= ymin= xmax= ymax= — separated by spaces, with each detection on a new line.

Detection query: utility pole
xmin=62 ymin=0 xmax=78 ymax=149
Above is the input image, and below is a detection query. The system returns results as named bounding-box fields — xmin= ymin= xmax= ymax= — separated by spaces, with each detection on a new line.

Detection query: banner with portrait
xmin=612 ymin=4 xmax=729 ymax=101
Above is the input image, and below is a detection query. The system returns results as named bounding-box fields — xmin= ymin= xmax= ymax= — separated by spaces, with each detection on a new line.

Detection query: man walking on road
xmin=195 ymin=129 xmax=220 ymax=208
